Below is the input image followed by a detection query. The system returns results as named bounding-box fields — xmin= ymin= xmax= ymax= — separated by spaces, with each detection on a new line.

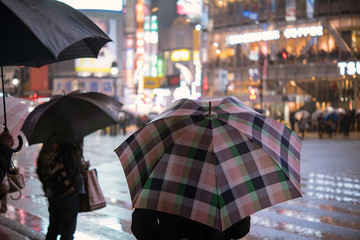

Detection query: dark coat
xmin=131 ymin=208 xmax=163 ymax=240
xmin=131 ymin=208 xmax=251 ymax=240
xmin=0 ymin=143 xmax=12 ymax=182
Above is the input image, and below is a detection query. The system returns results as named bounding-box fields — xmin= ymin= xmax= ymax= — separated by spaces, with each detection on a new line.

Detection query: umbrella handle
xmin=12 ymin=135 xmax=23 ymax=153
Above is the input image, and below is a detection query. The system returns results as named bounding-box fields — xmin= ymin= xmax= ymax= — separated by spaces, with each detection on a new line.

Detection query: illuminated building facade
xmin=123 ymin=0 xmax=203 ymax=114
xmin=202 ymin=0 xmax=360 ymax=122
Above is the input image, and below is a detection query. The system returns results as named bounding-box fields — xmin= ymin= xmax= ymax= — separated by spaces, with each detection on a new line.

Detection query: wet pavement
xmin=2 ymin=129 xmax=360 ymax=239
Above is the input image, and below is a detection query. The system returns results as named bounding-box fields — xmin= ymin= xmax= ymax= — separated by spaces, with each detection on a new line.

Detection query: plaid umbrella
xmin=115 ymin=96 xmax=302 ymax=231
xmin=0 ymin=95 xmax=31 ymax=136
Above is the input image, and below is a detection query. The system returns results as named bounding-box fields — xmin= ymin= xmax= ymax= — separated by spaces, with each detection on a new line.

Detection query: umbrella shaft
xmin=1 ymin=66 xmax=7 ymax=131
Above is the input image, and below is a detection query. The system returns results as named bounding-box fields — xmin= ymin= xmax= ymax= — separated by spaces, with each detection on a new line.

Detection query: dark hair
xmin=57 ymin=143 xmax=79 ymax=178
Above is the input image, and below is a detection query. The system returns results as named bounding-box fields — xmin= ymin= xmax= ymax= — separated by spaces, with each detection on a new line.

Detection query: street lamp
xmin=12 ymin=70 xmax=20 ymax=96
xmin=111 ymin=62 xmax=119 ymax=100
xmin=111 ymin=62 xmax=119 ymax=76
xmin=12 ymin=76 xmax=19 ymax=87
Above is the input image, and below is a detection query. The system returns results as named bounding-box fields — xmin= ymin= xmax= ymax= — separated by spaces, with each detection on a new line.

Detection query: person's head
xmin=0 ymin=131 xmax=14 ymax=148
xmin=57 ymin=143 xmax=79 ymax=176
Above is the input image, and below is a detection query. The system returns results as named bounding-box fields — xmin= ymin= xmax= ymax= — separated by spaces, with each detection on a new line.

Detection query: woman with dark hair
xmin=45 ymin=143 xmax=83 ymax=240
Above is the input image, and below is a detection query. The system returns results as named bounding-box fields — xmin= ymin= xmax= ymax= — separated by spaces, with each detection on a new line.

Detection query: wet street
xmin=4 ymin=130 xmax=360 ymax=240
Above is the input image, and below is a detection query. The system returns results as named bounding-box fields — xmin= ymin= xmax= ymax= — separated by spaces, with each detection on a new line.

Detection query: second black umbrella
xmin=21 ymin=92 xmax=123 ymax=145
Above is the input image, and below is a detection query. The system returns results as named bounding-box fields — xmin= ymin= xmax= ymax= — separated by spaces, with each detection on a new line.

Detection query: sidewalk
xmin=299 ymin=130 xmax=360 ymax=140
xmin=0 ymin=214 xmax=45 ymax=240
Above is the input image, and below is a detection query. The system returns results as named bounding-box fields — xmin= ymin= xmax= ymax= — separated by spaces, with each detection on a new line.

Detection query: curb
xmin=0 ymin=215 xmax=45 ymax=240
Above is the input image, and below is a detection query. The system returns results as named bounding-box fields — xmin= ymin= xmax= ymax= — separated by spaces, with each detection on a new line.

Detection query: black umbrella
xmin=0 ymin=0 xmax=112 ymax=150
xmin=21 ymin=91 xmax=123 ymax=145
xmin=0 ymin=0 xmax=111 ymax=67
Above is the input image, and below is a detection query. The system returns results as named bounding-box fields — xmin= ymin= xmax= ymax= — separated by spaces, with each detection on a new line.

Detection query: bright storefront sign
xmin=75 ymin=18 xmax=117 ymax=77
xmin=143 ymin=76 xmax=166 ymax=89
xmin=58 ymin=0 xmax=123 ymax=11
xmin=53 ymin=78 xmax=115 ymax=96
xmin=171 ymin=49 xmax=191 ymax=61
xmin=338 ymin=61 xmax=360 ymax=75
xmin=226 ymin=25 xmax=323 ymax=45
xmin=283 ymin=26 xmax=323 ymax=38
xmin=227 ymin=30 xmax=280 ymax=45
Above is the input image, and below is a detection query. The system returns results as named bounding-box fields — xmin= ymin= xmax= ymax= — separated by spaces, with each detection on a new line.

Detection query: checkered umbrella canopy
xmin=115 ymin=96 xmax=302 ymax=231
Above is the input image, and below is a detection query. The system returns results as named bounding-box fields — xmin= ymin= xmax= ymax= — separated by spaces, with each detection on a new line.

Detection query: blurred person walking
xmin=118 ymin=111 xmax=127 ymax=136
xmin=317 ymin=113 xmax=326 ymax=138
xmin=298 ymin=115 xmax=308 ymax=138
xmin=341 ymin=111 xmax=351 ymax=136
xmin=326 ymin=113 xmax=337 ymax=137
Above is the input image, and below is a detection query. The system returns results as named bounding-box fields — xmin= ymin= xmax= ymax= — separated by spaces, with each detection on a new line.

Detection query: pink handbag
xmin=79 ymin=168 xmax=106 ymax=212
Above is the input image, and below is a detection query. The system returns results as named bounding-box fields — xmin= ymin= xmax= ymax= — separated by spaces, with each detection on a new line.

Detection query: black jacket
xmin=131 ymin=208 xmax=251 ymax=240
xmin=0 ymin=143 xmax=12 ymax=182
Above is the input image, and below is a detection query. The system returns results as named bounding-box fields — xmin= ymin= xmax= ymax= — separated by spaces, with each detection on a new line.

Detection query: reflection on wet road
xmin=5 ymin=133 xmax=360 ymax=240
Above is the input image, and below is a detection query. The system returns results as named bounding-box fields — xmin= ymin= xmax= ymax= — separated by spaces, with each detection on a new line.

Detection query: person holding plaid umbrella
xmin=131 ymin=207 xmax=251 ymax=239
xmin=117 ymin=97 xmax=303 ymax=239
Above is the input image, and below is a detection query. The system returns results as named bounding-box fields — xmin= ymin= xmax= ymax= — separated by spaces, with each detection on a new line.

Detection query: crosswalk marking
xmin=244 ymin=170 xmax=360 ymax=239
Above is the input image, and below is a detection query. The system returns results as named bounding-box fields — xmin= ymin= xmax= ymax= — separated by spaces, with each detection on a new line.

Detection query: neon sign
xmin=171 ymin=49 xmax=191 ymax=62
xmin=283 ymin=26 xmax=323 ymax=38
xmin=227 ymin=30 xmax=280 ymax=45
xmin=226 ymin=25 xmax=323 ymax=45
xmin=338 ymin=61 xmax=360 ymax=75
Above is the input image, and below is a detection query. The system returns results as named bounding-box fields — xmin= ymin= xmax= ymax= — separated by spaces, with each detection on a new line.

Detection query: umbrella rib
xmin=1 ymin=66 xmax=7 ymax=130
xmin=210 ymin=140 xmax=224 ymax=232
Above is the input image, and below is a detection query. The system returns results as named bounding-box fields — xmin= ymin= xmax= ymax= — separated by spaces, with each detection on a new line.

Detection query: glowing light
xmin=173 ymin=82 xmax=190 ymax=100
xmin=171 ymin=49 xmax=191 ymax=61
xmin=227 ymin=30 xmax=280 ymax=45
xmin=12 ymin=78 xmax=19 ymax=86
xmin=249 ymin=87 xmax=257 ymax=100
xmin=338 ymin=61 xmax=360 ymax=75
xmin=284 ymin=26 xmax=323 ymax=39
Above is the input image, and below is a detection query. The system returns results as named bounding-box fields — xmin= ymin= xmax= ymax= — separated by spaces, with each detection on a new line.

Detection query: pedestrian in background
xmin=341 ymin=110 xmax=351 ymax=136
xmin=298 ymin=115 xmax=307 ymax=138
xmin=290 ymin=111 xmax=296 ymax=131
xmin=317 ymin=113 xmax=326 ymax=138
xmin=118 ymin=111 xmax=127 ymax=136
xmin=45 ymin=143 xmax=83 ymax=240
xmin=326 ymin=113 xmax=337 ymax=137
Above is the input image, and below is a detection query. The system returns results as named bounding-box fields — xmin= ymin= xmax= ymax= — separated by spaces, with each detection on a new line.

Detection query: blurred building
xmin=123 ymin=0 xmax=202 ymax=114
xmin=201 ymin=0 xmax=360 ymax=122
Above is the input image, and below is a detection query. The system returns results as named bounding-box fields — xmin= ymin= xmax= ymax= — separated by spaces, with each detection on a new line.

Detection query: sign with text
xmin=53 ymin=78 xmax=115 ymax=96
xmin=143 ymin=76 xmax=166 ymax=89
xmin=338 ymin=61 xmax=360 ymax=75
